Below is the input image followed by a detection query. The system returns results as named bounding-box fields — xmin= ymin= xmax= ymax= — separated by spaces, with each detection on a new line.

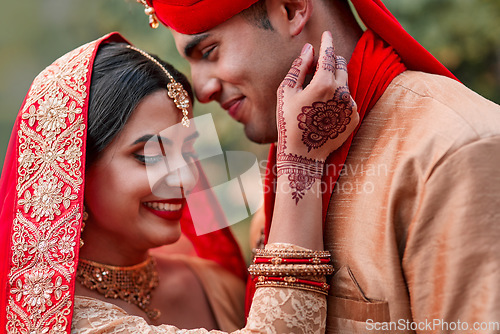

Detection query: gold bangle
xmin=248 ymin=263 xmax=334 ymax=277
xmin=253 ymin=248 xmax=331 ymax=259
xmin=255 ymin=281 xmax=329 ymax=296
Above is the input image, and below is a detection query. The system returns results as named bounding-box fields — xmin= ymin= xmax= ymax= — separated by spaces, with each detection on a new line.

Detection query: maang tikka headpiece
xmin=126 ymin=45 xmax=191 ymax=127
xmin=136 ymin=0 xmax=159 ymax=29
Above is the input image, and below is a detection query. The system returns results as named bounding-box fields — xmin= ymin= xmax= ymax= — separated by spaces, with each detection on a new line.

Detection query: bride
xmin=0 ymin=30 xmax=357 ymax=333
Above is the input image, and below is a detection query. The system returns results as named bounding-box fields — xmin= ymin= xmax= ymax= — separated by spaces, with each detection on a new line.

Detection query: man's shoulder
xmin=355 ymin=71 xmax=500 ymax=179
xmin=376 ymin=70 xmax=500 ymax=141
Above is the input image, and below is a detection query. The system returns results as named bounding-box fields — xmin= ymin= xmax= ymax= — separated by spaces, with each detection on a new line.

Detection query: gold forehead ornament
xmin=126 ymin=45 xmax=190 ymax=127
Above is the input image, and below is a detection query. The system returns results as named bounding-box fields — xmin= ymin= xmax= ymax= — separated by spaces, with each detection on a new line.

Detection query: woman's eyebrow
xmin=131 ymin=134 xmax=173 ymax=146
xmin=184 ymin=131 xmax=200 ymax=142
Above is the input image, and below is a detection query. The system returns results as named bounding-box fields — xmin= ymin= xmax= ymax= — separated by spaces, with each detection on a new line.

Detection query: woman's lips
xmin=143 ymin=199 xmax=185 ymax=220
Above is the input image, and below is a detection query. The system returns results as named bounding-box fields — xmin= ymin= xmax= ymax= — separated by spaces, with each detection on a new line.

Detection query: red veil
xmin=0 ymin=32 xmax=246 ymax=333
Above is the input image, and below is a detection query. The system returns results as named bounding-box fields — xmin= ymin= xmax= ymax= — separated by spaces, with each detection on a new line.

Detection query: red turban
xmin=150 ymin=0 xmax=259 ymax=35
xmin=151 ymin=0 xmax=455 ymax=79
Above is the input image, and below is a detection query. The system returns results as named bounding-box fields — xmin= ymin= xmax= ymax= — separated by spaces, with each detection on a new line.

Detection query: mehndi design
xmin=298 ymin=86 xmax=354 ymax=152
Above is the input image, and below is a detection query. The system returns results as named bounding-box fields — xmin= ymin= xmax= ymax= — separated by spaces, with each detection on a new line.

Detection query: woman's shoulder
xmin=153 ymin=252 xmax=245 ymax=286
xmin=154 ymin=253 xmax=246 ymax=331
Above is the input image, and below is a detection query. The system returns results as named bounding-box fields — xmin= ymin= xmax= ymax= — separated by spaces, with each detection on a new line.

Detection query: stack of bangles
xmin=248 ymin=248 xmax=334 ymax=296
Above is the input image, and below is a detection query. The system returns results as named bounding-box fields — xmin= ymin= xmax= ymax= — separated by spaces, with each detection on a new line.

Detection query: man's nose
xmin=192 ymin=67 xmax=221 ymax=104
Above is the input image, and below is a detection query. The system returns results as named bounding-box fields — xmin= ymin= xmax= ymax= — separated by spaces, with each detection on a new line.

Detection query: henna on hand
xmin=335 ymin=56 xmax=347 ymax=72
xmin=322 ymin=47 xmax=335 ymax=73
xmin=297 ymin=86 xmax=354 ymax=152
xmin=277 ymin=58 xmax=304 ymax=153
xmin=277 ymin=154 xmax=325 ymax=204
xmin=275 ymin=38 xmax=357 ymax=205
xmin=282 ymin=58 xmax=302 ymax=89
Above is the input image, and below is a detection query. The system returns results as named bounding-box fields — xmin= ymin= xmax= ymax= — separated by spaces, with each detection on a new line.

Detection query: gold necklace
xmin=76 ymin=256 xmax=160 ymax=320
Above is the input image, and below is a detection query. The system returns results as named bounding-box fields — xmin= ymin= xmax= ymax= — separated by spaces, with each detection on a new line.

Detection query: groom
xmin=139 ymin=0 xmax=500 ymax=332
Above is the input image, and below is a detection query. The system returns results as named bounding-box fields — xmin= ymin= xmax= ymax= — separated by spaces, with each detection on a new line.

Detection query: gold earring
xmin=80 ymin=206 xmax=89 ymax=248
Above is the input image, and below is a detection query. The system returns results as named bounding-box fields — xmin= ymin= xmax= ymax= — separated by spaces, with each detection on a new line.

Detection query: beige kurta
xmin=325 ymin=71 xmax=500 ymax=333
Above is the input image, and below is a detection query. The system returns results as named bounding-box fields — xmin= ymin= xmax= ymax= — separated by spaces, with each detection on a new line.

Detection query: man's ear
xmin=267 ymin=0 xmax=312 ymax=36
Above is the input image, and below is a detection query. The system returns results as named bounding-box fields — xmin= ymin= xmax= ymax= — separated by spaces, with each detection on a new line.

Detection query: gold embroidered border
xmin=6 ymin=40 xmax=96 ymax=334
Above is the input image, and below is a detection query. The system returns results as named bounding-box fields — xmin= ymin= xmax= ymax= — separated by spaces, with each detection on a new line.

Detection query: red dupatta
xmin=0 ymin=32 xmax=246 ymax=333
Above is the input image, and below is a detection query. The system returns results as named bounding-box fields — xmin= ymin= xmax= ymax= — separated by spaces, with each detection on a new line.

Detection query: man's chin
xmin=244 ymin=123 xmax=278 ymax=144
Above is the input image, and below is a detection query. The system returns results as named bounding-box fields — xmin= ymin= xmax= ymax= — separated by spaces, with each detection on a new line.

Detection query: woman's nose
xmin=164 ymin=163 xmax=198 ymax=195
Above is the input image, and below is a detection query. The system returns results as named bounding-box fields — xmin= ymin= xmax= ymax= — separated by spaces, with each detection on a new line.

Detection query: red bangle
xmin=254 ymin=276 xmax=330 ymax=290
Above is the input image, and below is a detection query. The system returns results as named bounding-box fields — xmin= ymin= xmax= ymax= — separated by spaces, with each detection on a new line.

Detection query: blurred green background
xmin=1 ymin=0 xmax=499 ymax=257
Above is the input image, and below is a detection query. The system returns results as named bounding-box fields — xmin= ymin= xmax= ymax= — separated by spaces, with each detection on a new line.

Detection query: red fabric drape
xmin=351 ymin=0 xmax=457 ymax=80
xmin=0 ymin=32 xmax=123 ymax=333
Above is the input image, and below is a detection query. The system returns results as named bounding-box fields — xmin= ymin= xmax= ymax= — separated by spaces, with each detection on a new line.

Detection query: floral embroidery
xmin=59 ymin=235 xmax=77 ymax=254
xmin=6 ymin=39 xmax=96 ymax=333
xmin=22 ymin=44 xmax=91 ymax=115
xmin=22 ymin=92 xmax=82 ymax=138
xmin=17 ymin=268 xmax=54 ymax=312
xmin=16 ymin=116 xmax=85 ymax=199
xmin=19 ymin=174 xmax=64 ymax=221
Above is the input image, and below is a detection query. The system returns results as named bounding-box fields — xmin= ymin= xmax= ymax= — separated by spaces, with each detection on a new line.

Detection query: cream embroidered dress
xmin=72 ymin=288 xmax=326 ymax=334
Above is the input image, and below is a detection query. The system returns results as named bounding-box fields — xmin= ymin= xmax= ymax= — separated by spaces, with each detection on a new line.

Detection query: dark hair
xmin=241 ymin=0 xmax=274 ymax=31
xmin=241 ymin=0 xmax=350 ymax=30
xmin=86 ymin=42 xmax=193 ymax=166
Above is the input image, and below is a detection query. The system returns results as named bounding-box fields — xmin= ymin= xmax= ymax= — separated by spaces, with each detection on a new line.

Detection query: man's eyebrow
xmin=184 ymin=34 xmax=210 ymax=58
xmin=132 ymin=134 xmax=173 ymax=146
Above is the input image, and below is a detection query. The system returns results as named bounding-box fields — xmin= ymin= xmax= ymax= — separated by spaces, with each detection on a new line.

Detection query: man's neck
xmin=309 ymin=0 xmax=363 ymax=63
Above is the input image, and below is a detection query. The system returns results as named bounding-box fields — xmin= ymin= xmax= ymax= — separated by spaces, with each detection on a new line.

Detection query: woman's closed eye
xmin=134 ymin=150 xmax=198 ymax=167
xmin=133 ymin=153 xmax=163 ymax=166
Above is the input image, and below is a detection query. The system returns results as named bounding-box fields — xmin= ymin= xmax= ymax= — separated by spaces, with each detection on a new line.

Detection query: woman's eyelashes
xmin=133 ymin=153 xmax=163 ymax=166
xmin=133 ymin=150 xmax=199 ymax=166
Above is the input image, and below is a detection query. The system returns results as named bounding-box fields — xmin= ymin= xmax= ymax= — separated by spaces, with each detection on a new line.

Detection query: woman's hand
xmin=274 ymin=31 xmax=359 ymax=205
xmin=276 ymin=31 xmax=359 ymax=162
xmin=269 ymin=32 xmax=357 ymax=245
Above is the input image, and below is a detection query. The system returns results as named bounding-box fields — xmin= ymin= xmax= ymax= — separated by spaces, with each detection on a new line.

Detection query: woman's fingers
xmin=335 ymin=55 xmax=349 ymax=87
xmin=314 ymin=31 xmax=336 ymax=82
xmin=281 ymin=43 xmax=314 ymax=90
xmin=312 ymin=31 xmax=349 ymax=89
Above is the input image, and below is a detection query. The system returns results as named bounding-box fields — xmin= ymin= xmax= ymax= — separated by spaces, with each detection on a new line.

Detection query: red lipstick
xmin=143 ymin=198 xmax=185 ymax=220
